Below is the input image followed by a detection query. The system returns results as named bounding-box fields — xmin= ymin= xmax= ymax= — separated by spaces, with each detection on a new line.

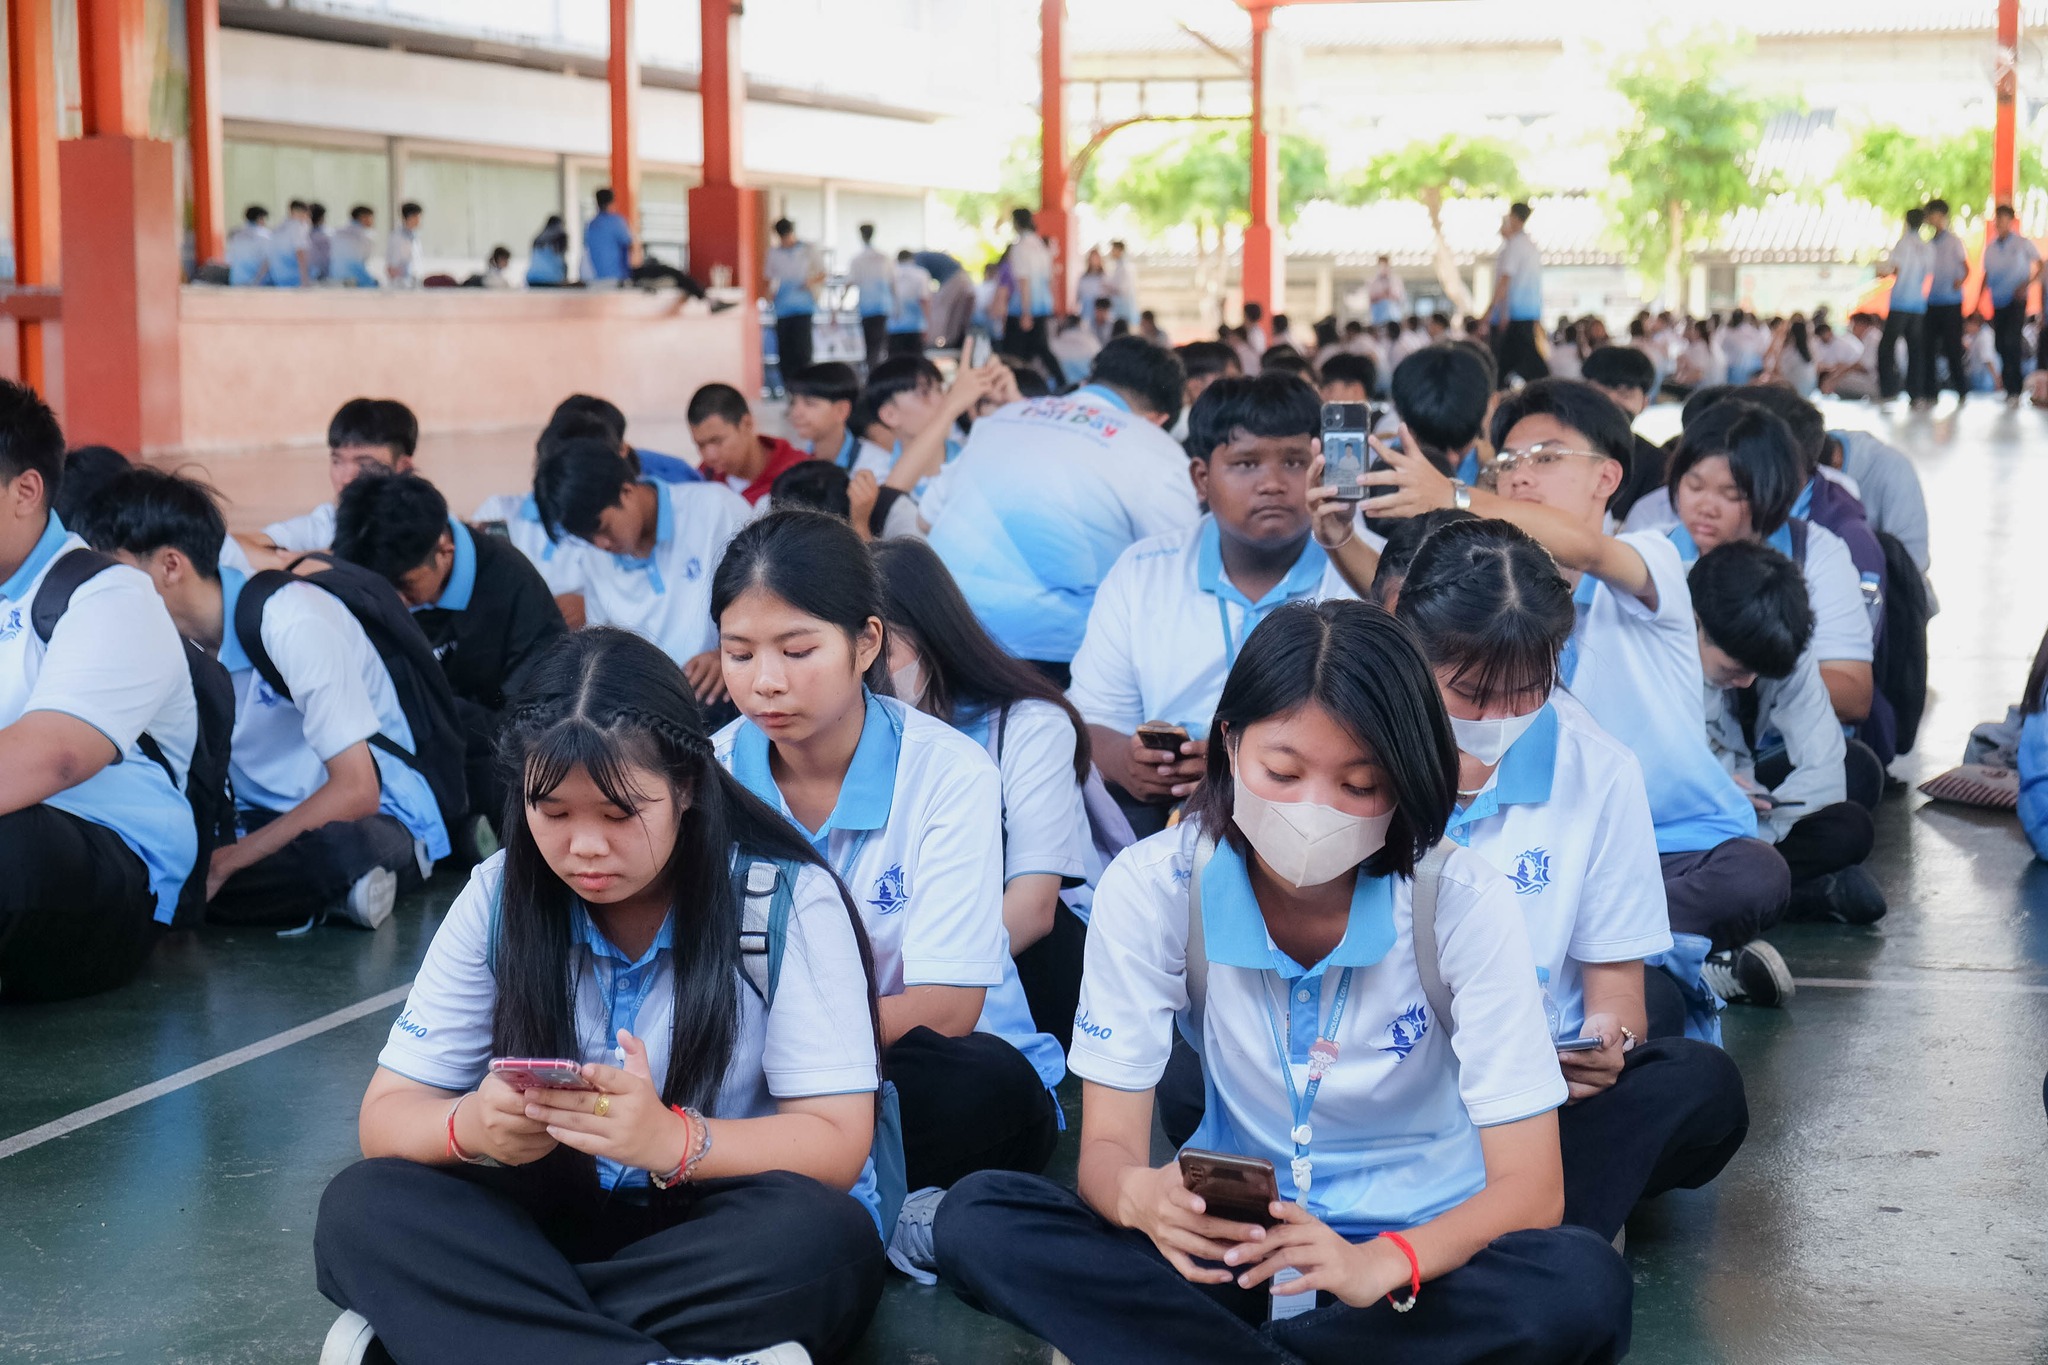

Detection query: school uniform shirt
xmin=1984 ymin=231 xmax=2042 ymax=309
xmin=923 ymin=387 xmax=1201 ymax=663
xmin=1006 ymin=233 xmax=1055 ymax=318
xmin=630 ymin=448 xmax=703 ymax=484
xmin=472 ymin=492 xmax=590 ymax=598
xmin=387 ymin=227 xmax=421 ymax=286
xmin=1495 ymin=232 xmax=1544 ymax=322
xmin=575 ymin=479 xmax=750 ymax=665
xmin=1068 ymin=518 xmax=1355 ymax=740
xmin=226 ymin=224 xmax=271 ymax=286
xmin=955 ymin=700 xmax=1091 ymax=889
xmin=269 ymin=218 xmax=311 ymax=287
xmin=889 ymin=262 xmax=933 ymax=335
xmin=848 ymin=246 xmax=893 ymax=318
xmin=1885 ymin=231 xmax=1932 ymax=314
xmin=410 ymin=520 xmax=567 ymax=712
xmin=806 ymin=429 xmax=862 ymax=472
xmin=1443 ymin=694 xmax=1671 ymax=1039
xmin=716 ymin=693 xmax=1065 ymax=1090
xmin=1704 ymin=649 xmax=1846 ymax=845
xmin=1560 ymin=530 xmax=1757 ymax=853
xmin=1926 ymin=228 xmax=1969 ymax=307
xmin=264 ymin=502 xmax=336 ymax=555
xmin=331 ymin=223 xmax=378 ymax=287
xmin=380 ymin=850 xmax=879 ymax=1194
xmin=1831 ymin=430 xmax=1930 ymax=573
xmin=1073 ymin=819 xmax=1566 ymax=1234
xmin=0 ymin=516 xmax=198 ymax=923
xmin=582 ymin=210 xmax=633 ymax=281
xmin=1669 ymin=520 xmax=1873 ymax=665
xmin=218 ymin=567 xmax=450 ymax=862
xmin=765 ymin=242 xmax=819 ymax=318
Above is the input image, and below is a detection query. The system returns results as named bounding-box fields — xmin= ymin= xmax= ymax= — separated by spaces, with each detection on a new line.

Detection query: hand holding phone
xmin=1135 ymin=721 xmax=1191 ymax=757
xmin=967 ymin=327 xmax=992 ymax=369
xmin=1320 ymin=402 xmax=1373 ymax=502
xmin=1554 ymin=1035 xmax=1604 ymax=1053
xmin=489 ymin=1057 xmax=598 ymax=1092
xmin=1179 ymin=1148 xmax=1283 ymax=1227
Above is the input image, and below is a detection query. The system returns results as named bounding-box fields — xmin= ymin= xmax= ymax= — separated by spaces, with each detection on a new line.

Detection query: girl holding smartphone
xmin=314 ymin=628 xmax=884 ymax=1365
xmin=934 ymin=601 xmax=1631 ymax=1364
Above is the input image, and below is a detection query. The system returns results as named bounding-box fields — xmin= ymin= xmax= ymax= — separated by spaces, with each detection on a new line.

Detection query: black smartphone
xmin=1135 ymin=722 xmax=1190 ymax=758
xmin=1178 ymin=1148 xmax=1282 ymax=1226
xmin=1321 ymin=401 xmax=1372 ymax=501
xmin=1554 ymin=1035 xmax=1604 ymax=1053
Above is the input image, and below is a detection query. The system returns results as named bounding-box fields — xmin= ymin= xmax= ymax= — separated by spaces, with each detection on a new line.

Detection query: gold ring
xmin=593 ymin=1094 xmax=611 ymax=1118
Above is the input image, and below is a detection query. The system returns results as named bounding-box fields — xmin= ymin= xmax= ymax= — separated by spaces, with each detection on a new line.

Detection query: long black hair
xmin=711 ymin=509 xmax=891 ymax=694
xmin=872 ymin=537 xmax=1090 ymax=782
xmin=1394 ymin=518 xmax=1573 ymax=707
xmin=1183 ymin=600 xmax=1457 ymax=880
xmin=491 ymin=628 xmax=876 ymax=1113
xmin=2025 ymin=623 xmax=2048 ymax=717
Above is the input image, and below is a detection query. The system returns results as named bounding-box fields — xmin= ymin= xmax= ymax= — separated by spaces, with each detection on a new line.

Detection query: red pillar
xmin=1039 ymin=0 xmax=1072 ymax=313
xmin=7 ymin=0 xmax=61 ymax=399
xmin=186 ymin=0 xmax=225 ymax=268
xmin=1993 ymin=0 xmax=2021 ymax=208
xmin=61 ymin=0 xmax=182 ymax=454
xmin=608 ymin=0 xmax=641 ymax=237
xmin=686 ymin=0 xmax=761 ymax=394
xmin=1241 ymin=4 xmax=1282 ymax=320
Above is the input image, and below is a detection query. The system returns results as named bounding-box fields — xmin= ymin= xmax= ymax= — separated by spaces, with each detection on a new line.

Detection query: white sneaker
xmin=336 ymin=867 xmax=397 ymax=931
xmin=318 ymin=1310 xmax=375 ymax=1365
xmin=886 ymin=1185 xmax=945 ymax=1286
xmin=653 ymin=1346 xmax=812 ymax=1365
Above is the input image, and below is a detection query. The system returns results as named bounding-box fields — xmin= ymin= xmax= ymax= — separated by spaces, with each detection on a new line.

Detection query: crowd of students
xmin=0 ymin=308 xmax=1944 ymax=1362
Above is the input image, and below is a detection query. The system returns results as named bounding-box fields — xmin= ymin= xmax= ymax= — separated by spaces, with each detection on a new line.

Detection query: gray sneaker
xmin=318 ymin=1311 xmax=375 ymax=1365
xmin=886 ymin=1185 xmax=945 ymax=1286
xmin=653 ymin=1346 xmax=812 ymax=1365
xmin=1702 ymin=940 xmax=1794 ymax=1008
xmin=336 ymin=867 xmax=397 ymax=931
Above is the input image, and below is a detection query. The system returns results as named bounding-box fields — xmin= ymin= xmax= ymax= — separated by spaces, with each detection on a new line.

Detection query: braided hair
xmin=491 ymin=627 xmax=877 ymax=1114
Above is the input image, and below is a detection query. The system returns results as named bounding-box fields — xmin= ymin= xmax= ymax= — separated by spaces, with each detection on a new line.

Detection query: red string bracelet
xmin=1378 ymin=1231 xmax=1421 ymax=1312
xmin=446 ymin=1096 xmax=481 ymax=1163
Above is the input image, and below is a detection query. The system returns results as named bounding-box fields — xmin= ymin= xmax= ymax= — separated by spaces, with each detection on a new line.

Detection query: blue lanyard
xmin=1261 ymin=966 xmax=1354 ymax=1199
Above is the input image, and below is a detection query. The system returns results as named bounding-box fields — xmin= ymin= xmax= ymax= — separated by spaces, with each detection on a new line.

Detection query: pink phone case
xmin=489 ymin=1057 xmax=596 ymax=1091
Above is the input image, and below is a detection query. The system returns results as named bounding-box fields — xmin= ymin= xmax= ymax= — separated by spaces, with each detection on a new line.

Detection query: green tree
xmin=1608 ymin=39 xmax=1776 ymax=310
xmin=1342 ymin=133 xmax=1521 ymax=314
xmin=941 ymin=132 xmax=1102 ymax=261
xmin=1836 ymin=125 xmax=2048 ymax=223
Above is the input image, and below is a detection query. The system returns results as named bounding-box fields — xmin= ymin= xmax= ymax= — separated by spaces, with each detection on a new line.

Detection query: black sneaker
xmin=1784 ymin=866 xmax=1888 ymax=926
xmin=1702 ymin=940 xmax=1795 ymax=1008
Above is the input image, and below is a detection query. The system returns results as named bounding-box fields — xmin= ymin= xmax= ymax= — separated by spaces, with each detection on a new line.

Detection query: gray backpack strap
xmin=1182 ymin=831 xmax=1216 ymax=1046
xmin=1409 ymin=841 xmax=1456 ymax=1043
xmin=737 ymin=859 xmax=797 ymax=1004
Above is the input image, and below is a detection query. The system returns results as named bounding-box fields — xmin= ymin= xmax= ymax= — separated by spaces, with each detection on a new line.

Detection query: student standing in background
xmin=766 ymin=219 xmax=824 ymax=379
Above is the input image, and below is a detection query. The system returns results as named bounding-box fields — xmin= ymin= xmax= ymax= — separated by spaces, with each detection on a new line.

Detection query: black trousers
xmin=1558 ymin=1038 xmax=1748 ymax=1241
xmin=1658 ymin=836 xmax=1790 ymax=953
xmin=888 ymin=1026 xmax=1058 ymax=1191
xmin=775 ymin=314 xmax=815 ymax=380
xmin=1926 ymin=302 xmax=1968 ymax=397
xmin=1754 ymin=740 xmax=1881 ymax=889
xmin=999 ymin=316 xmax=1062 ymax=385
xmin=1879 ymin=310 xmax=1926 ymax=399
xmin=886 ymin=330 xmax=927 ymax=358
xmin=936 ymin=1171 xmax=1632 ymax=1365
xmin=1493 ymin=320 xmax=1550 ymax=388
xmin=209 ymin=809 xmax=419 ymax=926
xmin=315 ymin=1156 xmax=884 ymax=1365
xmin=1995 ymin=299 xmax=2029 ymax=397
xmin=0 ymin=804 xmax=157 ymax=1003
xmin=628 ymin=259 xmax=706 ymax=299
xmin=861 ymin=314 xmax=888 ymax=371
xmin=1014 ymin=903 xmax=1088 ymax=1052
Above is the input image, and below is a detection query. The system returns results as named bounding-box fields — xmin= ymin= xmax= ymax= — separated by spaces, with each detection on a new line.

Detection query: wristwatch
xmin=1450 ymin=480 xmax=1473 ymax=511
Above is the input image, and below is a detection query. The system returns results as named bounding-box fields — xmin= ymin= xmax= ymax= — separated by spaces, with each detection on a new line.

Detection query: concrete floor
xmin=9 ymin=396 xmax=2048 ymax=1363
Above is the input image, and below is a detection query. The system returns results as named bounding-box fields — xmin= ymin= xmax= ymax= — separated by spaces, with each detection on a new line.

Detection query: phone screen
xmin=967 ymin=330 xmax=992 ymax=369
xmin=1321 ymin=402 xmax=1372 ymax=501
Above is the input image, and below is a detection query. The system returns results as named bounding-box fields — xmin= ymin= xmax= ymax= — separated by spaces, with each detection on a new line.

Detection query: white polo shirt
xmin=1560 ymin=530 xmax=1757 ymax=853
xmin=0 ymin=516 xmax=198 ymax=922
xmin=219 ymin=568 xmax=450 ymax=861
xmin=578 ymin=479 xmax=750 ymax=665
xmin=956 ymin=699 xmax=1091 ymax=887
xmin=264 ymin=502 xmax=336 ymax=554
xmin=1443 ymin=695 xmax=1672 ymax=1038
xmin=1705 ymin=650 xmax=1846 ymax=845
xmin=1669 ymin=521 xmax=1873 ymax=664
xmin=717 ymin=693 xmax=1064 ymax=1090
xmin=1073 ymin=819 xmax=1565 ymax=1235
xmin=924 ymin=387 xmax=1200 ymax=663
xmin=472 ymin=492 xmax=589 ymax=597
xmin=1068 ymin=518 xmax=1355 ymax=740
xmin=380 ymin=851 xmax=878 ymax=1195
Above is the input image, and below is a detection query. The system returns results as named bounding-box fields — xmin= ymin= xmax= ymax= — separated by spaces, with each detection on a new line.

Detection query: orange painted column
xmin=1241 ymin=4 xmax=1281 ymax=320
xmin=1993 ymin=0 xmax=2021 ymax=208
xmin=8 ymin=0 xmax=62 ymax=399
xmin=1038 ymin=0 xmax=1072 ymax=313
xmin=61 ymin=0 xmax=182 ymax=453
xmin=608 ymin=0 xmax=641 ymax=237
xmin=686 ymin=0 xmax=761 ymax=395
xmin=186 ymin=0 xmax=225 ymax=268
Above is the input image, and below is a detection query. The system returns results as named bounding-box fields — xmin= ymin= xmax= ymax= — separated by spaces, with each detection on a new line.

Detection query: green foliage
xmin=942 ymin=133 xmax=1053 ymax=240
xmin=1836 ymin=125 xmax=2048 ymax=221
xmin=1105 ymin=126 xmax=1331 ymax=234
xmin=1343 ymin=134 xmax=1522 ymax=211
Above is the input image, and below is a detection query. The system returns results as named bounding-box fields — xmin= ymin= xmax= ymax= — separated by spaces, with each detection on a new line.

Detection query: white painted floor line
xmin=0 ymin=982 xmax=412 ymax=1162
xmin=1794 ymin=976 xmax=2048 ymax=996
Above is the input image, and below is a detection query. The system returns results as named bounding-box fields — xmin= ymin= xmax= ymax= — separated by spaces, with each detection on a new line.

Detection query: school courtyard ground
xmin=0 ymin=397 xmax=2043 ymax=1364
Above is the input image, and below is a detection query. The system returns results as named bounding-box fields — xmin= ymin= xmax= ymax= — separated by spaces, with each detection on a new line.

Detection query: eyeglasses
xmin=1491 ymin=442 xmax=1612 ymax=477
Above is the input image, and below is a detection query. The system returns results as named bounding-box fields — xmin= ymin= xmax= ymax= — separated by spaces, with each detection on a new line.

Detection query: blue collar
xmin=1455 ymin=445 xmax=1481 ymax=485
xmin=571 ymin=901 xmax=675 ymax=968
xmin=1446 ymin=703 xmax=1560 ymax=839
xmin=1194 ymin=517 xmax=1328 ymax=609
xmin=612 ymin=479 xmax=673 ymax=570
xmin=1672 ymin=520 xmax=1796 ymax=563
xmin=1075 ymin=383 xmax=1131 ymax=412
xmin=730 ymin=691 xmax=902 ymax=839
xmin=1666 ymin=523 xmax=1701 ymax=565
xmin=1791 ymin=478 xmax=1816 ymax=521
xmin=0 ymin=513 xmax=71 ymax=603
xmin=435 ymin=518 xmax=478 ymax=611
xmin=1571 ymin=569 xmax=1600 ymax=609
xmin=1199 ymin=836 xmax=1396 ymax=975
xmin=518 ymin=493 xmax=542 ymax=523
xmin=831 ymin=429 xmax=859 ymax=469
xmin=218 ymin=566 xmax=252 ymax=673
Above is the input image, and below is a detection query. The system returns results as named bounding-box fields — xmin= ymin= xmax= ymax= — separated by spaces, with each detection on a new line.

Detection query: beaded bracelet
xmin=1378 ymin=1230 xmax=1422 ymax=1312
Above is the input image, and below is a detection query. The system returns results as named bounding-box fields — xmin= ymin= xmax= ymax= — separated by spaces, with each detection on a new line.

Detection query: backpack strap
xmin=1409 ymin=841 xmax=1456 ymax=1044
xmin=31 ymin=548 xmax=118 ymax=645
xmin=1786 ymin=517 xmax=1809 ymax=567
xmin=1182 ymin=831 xmax=1215 ymax=1048
xmin=232 ymin=569 xmax=297 ymax=702
xmin=736 ymin=857 xmax=800 ymax=1005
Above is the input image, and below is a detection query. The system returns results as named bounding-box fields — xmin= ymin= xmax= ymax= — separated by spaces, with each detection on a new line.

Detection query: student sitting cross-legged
xmin=1068 ymin=373 xmax=1355 ymax=840
xmin=333 ymin=474 xmax=566 ymax=846
xmin=933 ymin=600 xmax=1632 ymax=1365
xmin=82 ymin=468 xmax=449 ymax=930
xmin=709 ymin=512 xmax=1063 ymax=1285
xmin=0 ymin=381 xmax=198 ymax=1003
xmin=313 ymin=628 xmax=885 ymax=1365
xmin=1692 ymin=541 xmax=1888 ymax=927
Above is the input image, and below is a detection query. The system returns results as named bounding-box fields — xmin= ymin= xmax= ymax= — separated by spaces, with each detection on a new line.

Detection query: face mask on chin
xmin=1231 ymin=770 xmax=1394 ymax=889
xmin=890 ymin=660 xmax=925 ymax=709
xmin=1448 ymin=702 xmax=1546 ymax=767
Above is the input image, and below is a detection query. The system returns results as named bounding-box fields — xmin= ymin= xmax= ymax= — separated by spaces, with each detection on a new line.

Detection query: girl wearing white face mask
xmin=874 ymin=538 xmax=1106 ymax=1050
xmin=934 ymin=600 xmax=1632 ymax=1365
xmin=1396 ymin=517 xmax=1747 ymax=1245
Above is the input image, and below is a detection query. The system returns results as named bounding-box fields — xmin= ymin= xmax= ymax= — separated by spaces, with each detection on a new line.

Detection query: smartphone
xmin=1554 ymin=1035 xmax=1604 ymax=1054
xmin=1179 ymin=1148 xmax=1282 ymax=1226
xmin=1321 ymin=401 xmax=1372 ymax=502
xmin=967 ymin=326 xmax=992 ymax=369
xmin=472 ymin=519 xmax=510 ymax=540
xmin=489 ymin=1057 xmax=597 ymax=1091
xmin=1135 ymin=721 xmax=1190 ymax=758
xmin=1755 ymin=793 xmax=1805 ymax=810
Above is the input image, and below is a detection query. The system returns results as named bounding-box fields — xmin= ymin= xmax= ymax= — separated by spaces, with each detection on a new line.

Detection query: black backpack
xmin=33 ymin=549 xmax=238 ymax=928
xmin=1870 ymin=530 xmax=1930 ymax=757
xmin=235 ymin=553 xmax=469 ymax=842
